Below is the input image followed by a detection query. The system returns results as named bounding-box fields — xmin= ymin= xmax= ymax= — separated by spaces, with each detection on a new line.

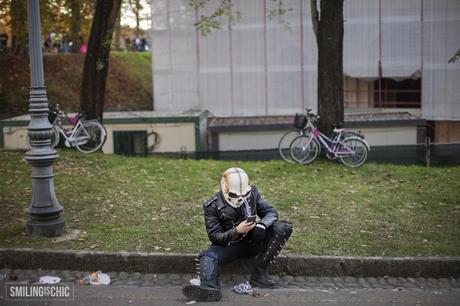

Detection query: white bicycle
xmin=27 ymin=104 xmax=107 ymax=153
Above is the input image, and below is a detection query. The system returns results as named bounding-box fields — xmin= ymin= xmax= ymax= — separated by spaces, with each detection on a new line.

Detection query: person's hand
xmin=251 ymin=224 xmax=266 ymax=243
xmin=235 ymin=220 xmax=256 ymax=234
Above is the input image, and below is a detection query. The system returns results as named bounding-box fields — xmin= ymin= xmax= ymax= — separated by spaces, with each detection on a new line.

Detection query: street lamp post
xmin=25 ymin=0 xmax=65 ymax=237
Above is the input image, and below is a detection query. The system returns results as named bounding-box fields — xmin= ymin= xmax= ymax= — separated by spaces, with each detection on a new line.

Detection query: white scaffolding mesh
xmin=231 ymin=0 xmax=266 ymax=116
xmin=266 ymin=0 xmax=301 ymax=115
xmin=199 ymin=1 xmax=233 ymax=115
xmin=151 ymin=0 xmax=199 ymax=112
xmin=343 ymin=0 xmax=380 ymax=79
xmin=422 ymin=0 xmax=460 ymax=120
xmin=151 ymin=0 xmax=460 ymax=120
xmin=381 ymin=0 xmax=422 ymax=78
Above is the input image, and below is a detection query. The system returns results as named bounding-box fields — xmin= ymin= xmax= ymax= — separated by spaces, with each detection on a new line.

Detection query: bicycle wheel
xmin=289 ymin=135 xmax=319 ymax=165
xmin=26 ymin=125 xmax=60 ymax=148
xmin=338 ymin=137 xmax=369 ymax=168
xmin=278 ymin=129 xmax=303 ymax=163
xmin=50 ymin=126 xmax=60 ymax=148
xmin=326 ymin=131 xmax=361 ymax=160
xmin=75 ymin=121 xmax=107 ymax=153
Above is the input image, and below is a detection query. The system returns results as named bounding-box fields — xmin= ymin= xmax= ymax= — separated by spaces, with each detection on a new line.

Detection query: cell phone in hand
xmin=246 ymin=215 xmax=256 ymax=223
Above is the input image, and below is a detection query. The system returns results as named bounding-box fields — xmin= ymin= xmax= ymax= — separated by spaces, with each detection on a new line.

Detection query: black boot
xmin=183 ymin=252 xmax=222 ymax=302
xmin=182 ymin=285 xmax=222 ymax=302
xmin=250 ymin=221 xmax=293 ymax=289
xmin=250 ymin=271 xmax=278 ymax=288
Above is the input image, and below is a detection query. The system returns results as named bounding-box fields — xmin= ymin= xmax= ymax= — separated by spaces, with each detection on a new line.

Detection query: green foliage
xmin=190 ymin=0 xmax=239 ymax=35
xmin=0 ymin=150 xmax=459 ymax=256
xmin=96 ymin=58 xmax=105 ymax=70
xmin=103 ymin=32 xmax=113 ymax=50
xmin=0 ymin=0 xmax=94 ymax=51
xmin=267 ymin=0 xmax=293 ymax=26
xmin=190 ymin=0 xmax=292 ymax=36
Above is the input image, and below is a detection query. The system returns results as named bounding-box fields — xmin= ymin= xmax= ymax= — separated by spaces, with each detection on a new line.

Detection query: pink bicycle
xmin=289 ymin=110 xmax=370 ymax=167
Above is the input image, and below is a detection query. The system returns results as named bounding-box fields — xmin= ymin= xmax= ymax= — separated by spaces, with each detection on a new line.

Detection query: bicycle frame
xmin=53 ymin=115 xmax=89 ymax=147
xmin=302 ymin=121 xmax=357 ymax=158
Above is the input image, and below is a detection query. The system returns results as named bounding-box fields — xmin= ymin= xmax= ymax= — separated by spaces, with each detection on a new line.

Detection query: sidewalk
xmin=47 ymin=285 xmax=460 ymax=306
xmin=1 ymin=268 xmax=460 ymax=306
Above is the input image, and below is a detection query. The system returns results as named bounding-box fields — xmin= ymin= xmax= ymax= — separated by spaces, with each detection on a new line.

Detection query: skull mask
xmin=221 ymin=167 xmax=252 ymax=208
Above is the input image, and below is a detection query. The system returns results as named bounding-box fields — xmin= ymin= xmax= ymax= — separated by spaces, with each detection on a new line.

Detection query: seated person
xmin=183 ymin=167 xmax=293 ymax=302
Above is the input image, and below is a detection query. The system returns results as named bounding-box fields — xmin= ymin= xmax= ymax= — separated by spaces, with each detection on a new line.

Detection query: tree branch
xmin=310 ymin=0 xmax=319 ymax=40
xmin=449 ymin=47 xmax=460 ymax=63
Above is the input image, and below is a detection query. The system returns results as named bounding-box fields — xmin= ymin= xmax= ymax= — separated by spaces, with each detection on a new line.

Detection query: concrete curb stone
xmin=1 ymin=248 xmax=459 ymax=278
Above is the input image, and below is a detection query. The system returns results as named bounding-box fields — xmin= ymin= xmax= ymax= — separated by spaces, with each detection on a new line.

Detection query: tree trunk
xmin=135 ymin=5 xmax=140 ymax=38
xmin=114 ymin=11 xmax=121 ymax=50
xmin=312 ymin=0 xmax=344 ymax=137
xmin=129 ymin=0 xmax=142 ymax=38
xmin=69 ymin=0 xmax=82 ymax=53
xmin=80 ymin=0 xmax=122 ymax=120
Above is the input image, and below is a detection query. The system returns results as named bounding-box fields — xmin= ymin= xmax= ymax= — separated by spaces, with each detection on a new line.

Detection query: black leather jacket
xmin=203 ymin=186 xmax=278 ymax=246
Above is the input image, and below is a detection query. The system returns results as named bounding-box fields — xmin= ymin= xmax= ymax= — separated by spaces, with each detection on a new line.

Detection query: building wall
xmin=2 ymin=122 xmax=197 ymax=154
xmin=2 ymin=126 xmax=29 ymax=150
xmin=218 ymin=131 xmax=287 ymax=151
xmin=360 ymin=126 xmax=418 ymax=146
xmin=103 ymin=122 xmax=196 ymax=154
xmin=435 ymin=121 xmax=460 ymax=144
xmin=217 ymin=126 xmax=418 ymax=151
xmin=151 ymin=0 xmax=460 ymax=121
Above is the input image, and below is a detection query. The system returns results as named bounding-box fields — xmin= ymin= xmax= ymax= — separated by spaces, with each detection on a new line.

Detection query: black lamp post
xmin=25 ymin=0 xmax=65 ymax=237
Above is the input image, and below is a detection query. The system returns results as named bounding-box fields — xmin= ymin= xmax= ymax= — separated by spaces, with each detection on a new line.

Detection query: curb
xmin=1 ymin=248 xmax=459 ymax=278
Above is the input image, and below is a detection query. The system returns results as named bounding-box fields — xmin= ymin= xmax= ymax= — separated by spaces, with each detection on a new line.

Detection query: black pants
xmin=197 ymin=220 xmax=293 ymax=289
xmin=207 ymin=226 xmax=270 ymax=265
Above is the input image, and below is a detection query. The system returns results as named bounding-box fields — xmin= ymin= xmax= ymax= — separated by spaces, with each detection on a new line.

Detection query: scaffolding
xmin=150 ymin=0 xmax=460 ymax=120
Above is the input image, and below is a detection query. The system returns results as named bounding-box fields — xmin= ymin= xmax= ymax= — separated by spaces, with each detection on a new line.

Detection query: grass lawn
xmin=0 ymin=150 xmax=459 ymax=257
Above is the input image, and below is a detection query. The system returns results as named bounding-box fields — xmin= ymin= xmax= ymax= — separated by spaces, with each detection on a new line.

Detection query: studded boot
xmin=183 ymin=252 xmax=222 ymax=302
xmin=250 ymin=221 xmax=293 ymax=288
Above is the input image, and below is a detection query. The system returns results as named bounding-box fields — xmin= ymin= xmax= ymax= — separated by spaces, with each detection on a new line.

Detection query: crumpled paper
xmin=80 ymin=271 xmax=110 ymax=285
xmin=232 ymin=281 xmax=260 ymax=297
xmin=39 ymin=276 xmax=61 ymax=284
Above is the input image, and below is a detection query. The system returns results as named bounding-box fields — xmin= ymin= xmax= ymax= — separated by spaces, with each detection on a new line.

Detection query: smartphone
xmin=246 ymin=215 xmax=256 ymax=223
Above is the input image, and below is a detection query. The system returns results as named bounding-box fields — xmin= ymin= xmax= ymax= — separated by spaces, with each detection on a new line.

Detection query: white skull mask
xmin=221 ymin=167 xmax=252 ymax=208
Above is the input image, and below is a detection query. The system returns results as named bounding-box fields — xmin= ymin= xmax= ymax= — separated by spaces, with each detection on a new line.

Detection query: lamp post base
xmin=26 ymin=217 xmax=65 ymax=237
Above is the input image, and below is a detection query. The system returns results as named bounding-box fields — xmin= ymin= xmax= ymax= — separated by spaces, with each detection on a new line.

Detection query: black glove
xmin=250 ymin=224 xmax=266 ymax=244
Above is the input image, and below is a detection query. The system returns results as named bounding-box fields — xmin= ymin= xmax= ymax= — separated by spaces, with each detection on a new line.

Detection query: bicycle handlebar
xmin=49 ymin=104 xmax=81 ymax=120
xmin=304 ymin=107 xmax=319 ymax=120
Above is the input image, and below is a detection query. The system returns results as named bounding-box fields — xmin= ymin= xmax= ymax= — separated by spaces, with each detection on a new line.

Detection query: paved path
xmin=1 ymin=269 xmax=460 ymax=305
